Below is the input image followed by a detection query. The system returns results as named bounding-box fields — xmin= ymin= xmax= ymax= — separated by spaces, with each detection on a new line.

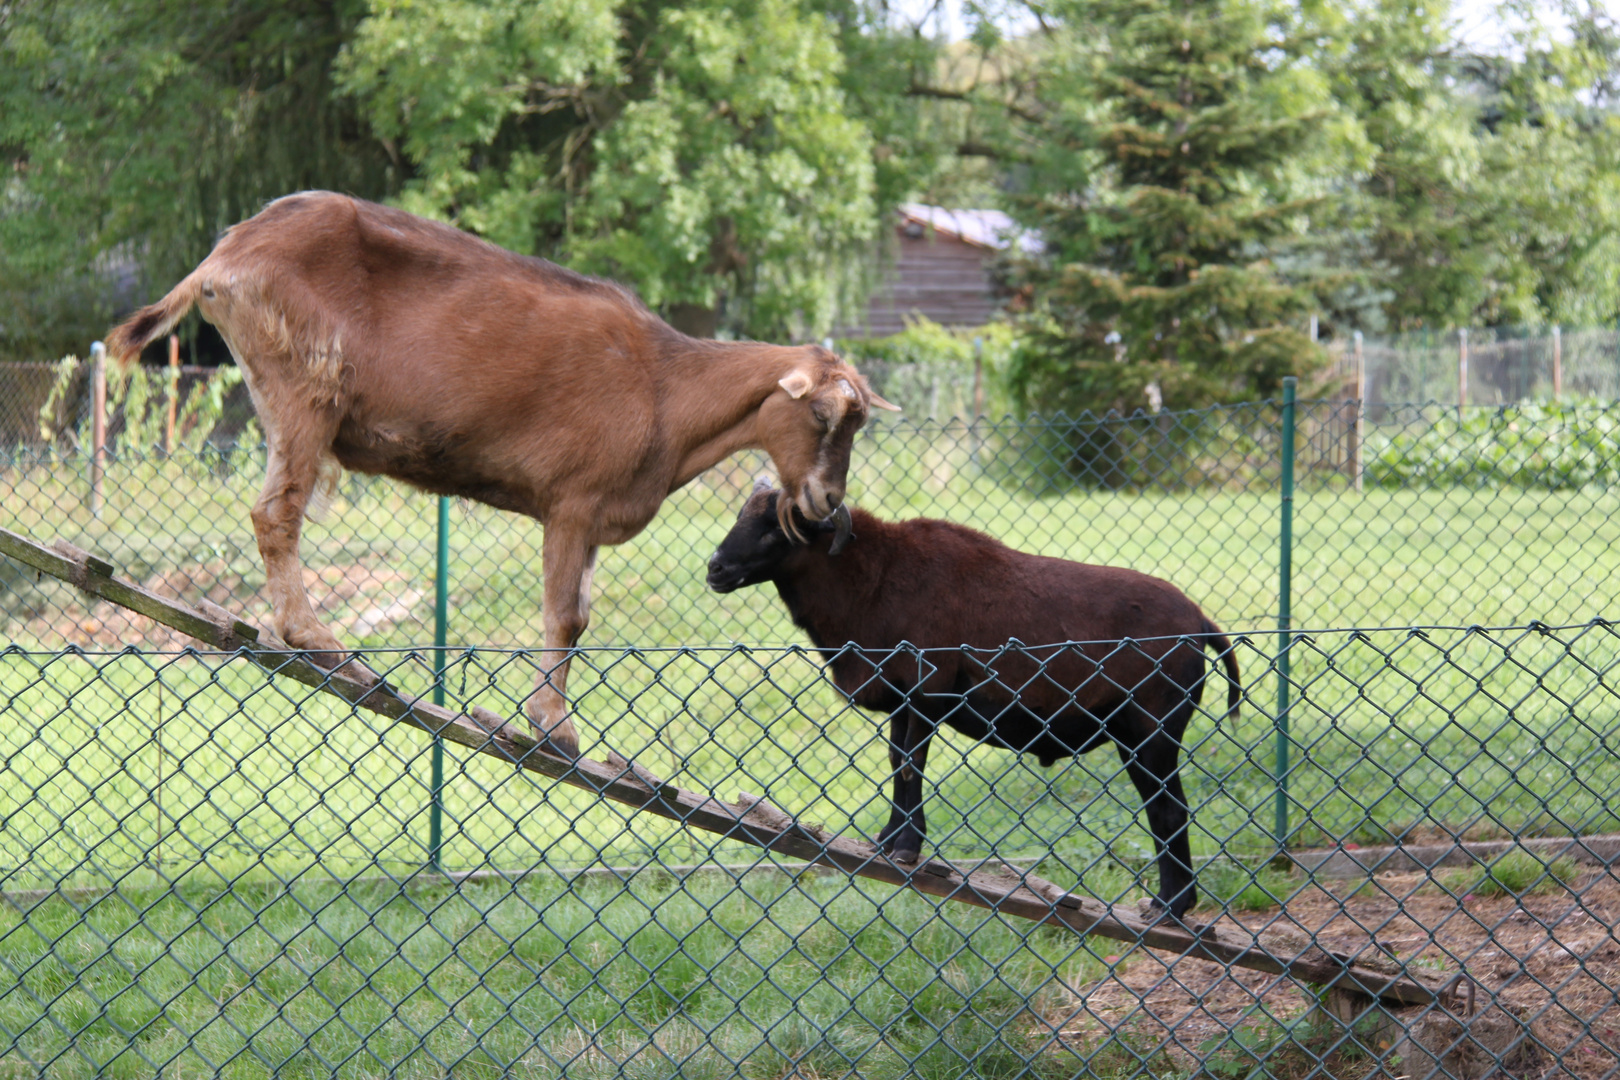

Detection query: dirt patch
xmin=1042 ymin=870 xmax=1620 ymax=1078
xmin=35 ymin=559 xmax=423 ymax=648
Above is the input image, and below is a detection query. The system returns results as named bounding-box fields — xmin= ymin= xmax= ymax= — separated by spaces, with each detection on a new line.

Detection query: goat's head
xmin=756 ymin=347 xmax=897 ymax=542
xmin=706 ymin=479 xmax=854 ymax=593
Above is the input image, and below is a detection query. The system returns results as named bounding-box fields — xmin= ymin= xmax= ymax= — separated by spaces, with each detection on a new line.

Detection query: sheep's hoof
xmin=890 ymin=846 xmax=922 ymax=865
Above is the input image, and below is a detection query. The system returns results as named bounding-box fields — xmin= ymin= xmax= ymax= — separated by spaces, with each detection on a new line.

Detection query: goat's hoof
xmin=533 ymin=731 xmax=581 ymax=762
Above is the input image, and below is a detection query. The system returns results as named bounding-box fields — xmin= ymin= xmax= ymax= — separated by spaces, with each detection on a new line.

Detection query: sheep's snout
xmin=705 ymin=554 xmax=741 ymax=594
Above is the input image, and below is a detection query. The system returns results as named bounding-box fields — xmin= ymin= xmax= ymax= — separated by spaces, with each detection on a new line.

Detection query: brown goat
xmin=107 ymin=192 xmax=896 ymax=761
xmin=706 ymin=482 xmax=1241 ymax=917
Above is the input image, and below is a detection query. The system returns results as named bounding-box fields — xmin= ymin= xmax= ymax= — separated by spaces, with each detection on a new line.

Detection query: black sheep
xmin=706 ymin=481 xmax=1241 ymax=917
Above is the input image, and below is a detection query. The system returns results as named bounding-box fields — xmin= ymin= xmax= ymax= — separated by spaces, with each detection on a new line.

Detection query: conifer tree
xmin=1007 ymin=0 xmax=1327 ymax=415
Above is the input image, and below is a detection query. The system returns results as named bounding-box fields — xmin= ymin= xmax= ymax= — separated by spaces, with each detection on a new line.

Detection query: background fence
xmin=5 ymin=371 xmax=1620 ymax=1077
xmin=6 ymin=397 xmax=1620 ymax=649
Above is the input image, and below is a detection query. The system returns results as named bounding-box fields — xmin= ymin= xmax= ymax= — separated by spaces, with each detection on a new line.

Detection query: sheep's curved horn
xmin=778 ymin=493 xmax=808 ymax=545
xmin=828 ymin=504 xmax=854 ymax=556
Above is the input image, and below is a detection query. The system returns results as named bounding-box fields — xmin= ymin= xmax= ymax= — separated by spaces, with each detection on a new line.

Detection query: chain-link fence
xmin=6 ymin=396 xmax=1620 ymax=649
xmin=3 ymin=606 xmax=1618 ymax=1076
xmin=1323 ymin=325 xmax=1620 ymax=407
xmin=5 ymin=381 xmax=1620 ymax=1078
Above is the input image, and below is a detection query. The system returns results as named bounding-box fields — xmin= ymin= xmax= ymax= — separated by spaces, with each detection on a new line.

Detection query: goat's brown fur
xmin=108 ymin=191 xmax=896 ymax=759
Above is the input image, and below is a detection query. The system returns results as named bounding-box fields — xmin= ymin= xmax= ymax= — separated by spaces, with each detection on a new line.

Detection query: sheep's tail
xmin=105 ymin=271 xmax=204 ymax=362
xmin=1199 ymin=617 xmax=1242 ymax=722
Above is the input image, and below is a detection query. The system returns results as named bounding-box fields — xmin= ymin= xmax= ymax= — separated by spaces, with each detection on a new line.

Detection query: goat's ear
xmin=778 ymin=369 xmax=815 ymax=399
xmin=868 ymin=390 xmax=902 ymax=412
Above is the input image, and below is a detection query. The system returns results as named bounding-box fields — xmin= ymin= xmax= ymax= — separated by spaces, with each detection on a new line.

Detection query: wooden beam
xmin=0 ymin=524 xmax=1459 ymax=1008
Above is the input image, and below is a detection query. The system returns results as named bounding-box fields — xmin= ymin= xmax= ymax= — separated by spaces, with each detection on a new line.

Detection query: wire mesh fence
xmin=5 ymin=380 xmax=1620 ymax=1078
xmin=1322 ymin=325 xmax=1620 ymax=407
xmin=6 ymin=397 xmax=1620 ymax=649
xmin=3 ymin=620 xmax=1618 ymax=1078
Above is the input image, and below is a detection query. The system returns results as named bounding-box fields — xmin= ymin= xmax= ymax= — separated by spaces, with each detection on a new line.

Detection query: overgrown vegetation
xmin=1440 ymin=851 xmax=1581 ymax=899
xmin=1366 ymin=400 xmax=1620 ymax=489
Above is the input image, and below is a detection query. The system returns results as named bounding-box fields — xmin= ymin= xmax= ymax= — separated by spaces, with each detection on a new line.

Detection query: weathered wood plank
xmin=0 ymin=524 xmax=1458 ymax=1007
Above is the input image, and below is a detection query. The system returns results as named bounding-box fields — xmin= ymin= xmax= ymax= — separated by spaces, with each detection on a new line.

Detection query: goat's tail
xmin=1199 ymin=617 xmax=1242 ymax=722
xmin=105 ymin=272 xmax=204 ymax=362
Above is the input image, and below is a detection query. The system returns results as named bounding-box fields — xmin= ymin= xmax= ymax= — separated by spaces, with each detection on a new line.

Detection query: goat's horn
xmin=828 ymin=504 xmax=854 ymax=556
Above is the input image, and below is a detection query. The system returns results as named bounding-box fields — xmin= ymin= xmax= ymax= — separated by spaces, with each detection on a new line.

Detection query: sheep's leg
xmin=524 ymin=528 xmax=597 ymax=761
xmin=1114 ymin=714 xmax=1196 ymax=918
xmin=252 ymin=436 xmax=372 ymax=684
xmin=877 ymin=709 xmax=932 ymax=863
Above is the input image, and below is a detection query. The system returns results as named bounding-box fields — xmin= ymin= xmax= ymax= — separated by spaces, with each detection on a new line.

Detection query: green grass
xmin=0 ymin=873 xmax=1104 ymax=1080
xmin=7 ymin=419 xmax=1620 ymax=650
xmin=1438 ymin=851 xmax=1581 ymax=899
xmin=6 ymin=419 xmax=1620 ymax=1076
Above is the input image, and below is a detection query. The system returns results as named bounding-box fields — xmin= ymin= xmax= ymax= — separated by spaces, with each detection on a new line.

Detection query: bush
xmin=1366 ymin=400 xmax=1620 ymax=490
xmin=837 ymin=317 xmax=1018 ymax=419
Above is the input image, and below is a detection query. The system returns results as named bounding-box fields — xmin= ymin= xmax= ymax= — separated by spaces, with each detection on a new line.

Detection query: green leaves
xmin=1006 ymin=0 xmax=1327 ymax=416
xmin=339 ymin=0 xmax=884 ymax=339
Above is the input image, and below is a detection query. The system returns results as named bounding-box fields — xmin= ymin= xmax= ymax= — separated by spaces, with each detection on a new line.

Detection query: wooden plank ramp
xmin=1 ymin=524 xmax=1460 ymax=1010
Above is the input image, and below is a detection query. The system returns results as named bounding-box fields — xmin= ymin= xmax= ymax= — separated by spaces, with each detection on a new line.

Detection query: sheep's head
xmin=756 ymin=346 xmax=897 ymax=543
xmin=706 ymin=479 xmax=854 ymax=594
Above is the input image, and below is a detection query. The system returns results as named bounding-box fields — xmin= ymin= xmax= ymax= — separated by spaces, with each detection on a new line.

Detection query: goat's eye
xmin=810 ymin=403 xmax=832 ymax=430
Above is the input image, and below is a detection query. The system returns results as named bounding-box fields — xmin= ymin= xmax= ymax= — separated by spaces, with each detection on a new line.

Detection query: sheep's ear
xmin=778 ymin=369 xmax=815 ymax=399
xmin=868 ymin=390 xmax=902 ymax=412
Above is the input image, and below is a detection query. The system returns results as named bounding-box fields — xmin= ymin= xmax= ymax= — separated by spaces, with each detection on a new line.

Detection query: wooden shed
xmin=840 ymin=204 xmax=1033 ymax=338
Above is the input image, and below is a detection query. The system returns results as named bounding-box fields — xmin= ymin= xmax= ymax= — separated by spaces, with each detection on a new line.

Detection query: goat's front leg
xmin=876 ymin=709 xmax=932 ymax=864
xmin=524 ymin=526 xmax=597 ymax=761
xmin=252 ymin=440 xmax=373 ymax=685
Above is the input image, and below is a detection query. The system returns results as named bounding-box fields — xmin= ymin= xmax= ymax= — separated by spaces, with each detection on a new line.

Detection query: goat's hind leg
xmin=252 ymin=433 xmax=376 ymax=686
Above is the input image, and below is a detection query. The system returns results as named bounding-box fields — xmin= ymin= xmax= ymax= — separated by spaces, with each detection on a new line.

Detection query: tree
xmin=1002 ymin=0 xmax=1330 ymax=417
xmin=338 ymin=0 xmax=901 ymax=339
xmin=1319 ymin=0 xmax=1620 ymax=332
xmin=0 ymin=1 xmax=401 ymax=361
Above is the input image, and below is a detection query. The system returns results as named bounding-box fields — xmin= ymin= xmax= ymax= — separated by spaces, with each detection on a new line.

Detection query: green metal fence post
xmin=1274 ymin=377 xmax=1296 ymax=850
xmin=429 ymin=495 xmax=448 ymax=873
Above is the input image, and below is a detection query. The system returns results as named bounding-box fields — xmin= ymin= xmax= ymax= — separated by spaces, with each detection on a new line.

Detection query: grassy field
xmin=4 ymin=419 xmax=1619 ymax=1076
xmin=6 ymin=420 xmax=1620 ymax=651
xmin=3 ymin=869 xmax=1207 ymax=1080
xmin=4 ymin=623 xmax=1616 ymax=895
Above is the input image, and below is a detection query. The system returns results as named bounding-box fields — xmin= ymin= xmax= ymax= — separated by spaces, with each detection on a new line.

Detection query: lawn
xmin=6 ymin=418 xmax=1620 ymax=651
xmin=4 ymin=415 xmax=1619 ymax=1076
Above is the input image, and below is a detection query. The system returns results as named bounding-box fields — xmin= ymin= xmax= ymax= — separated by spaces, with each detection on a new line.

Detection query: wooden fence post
xmin=1552 ymin=325 xmax=1562 ymax=402
xmin=89 ymin=341 xmax=106 ymax=518
xmin=166 ymin=334 xmax=180 ymax=454
xmin=1457 ymin=328 xmax=1468 ymax=420
xmin=1353 ymin=331 xmax=1365 ymax=493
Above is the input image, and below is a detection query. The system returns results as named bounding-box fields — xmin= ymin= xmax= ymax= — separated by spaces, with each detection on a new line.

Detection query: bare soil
xmin=1042 ymin=870 xmax=1620 ymax=1078
xmin=34 ymin=559 xmax=422 ymax=649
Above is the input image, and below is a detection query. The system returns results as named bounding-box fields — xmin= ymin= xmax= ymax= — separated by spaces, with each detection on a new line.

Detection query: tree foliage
xmin=1318 ymin=0 xmax=1620 ymax=332
xmin=1002 ymin=0 xmax=1330 ymax=416
xmin=0 ymin=1 xmax=401 ymax=360
xmin=338 ymin=0 xmax=894 ymax=338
